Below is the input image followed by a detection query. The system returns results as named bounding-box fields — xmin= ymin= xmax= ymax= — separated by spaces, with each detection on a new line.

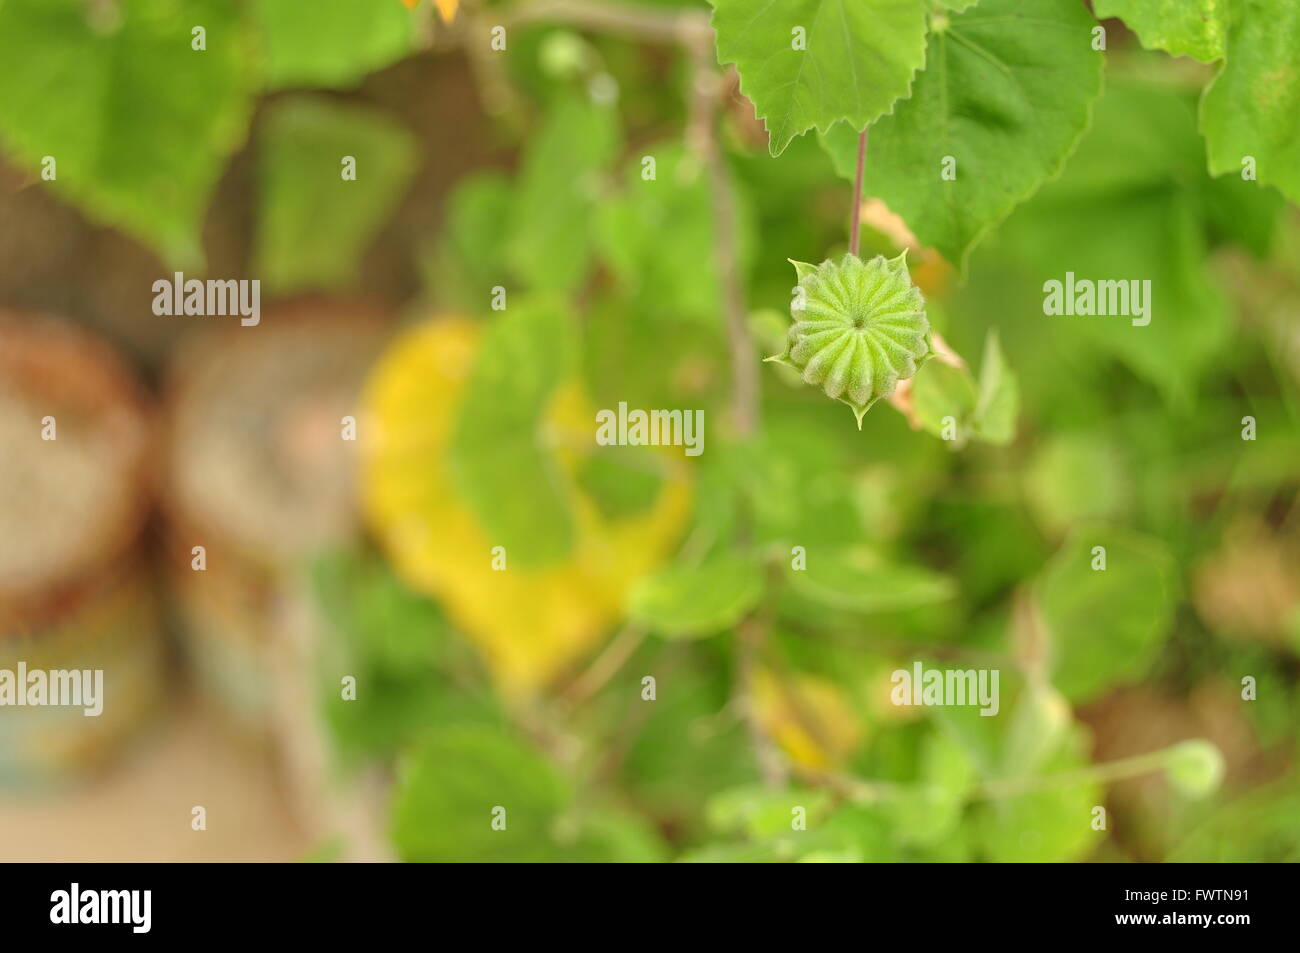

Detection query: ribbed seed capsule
xmin=767 ymin=251 xmax=931 ymax=427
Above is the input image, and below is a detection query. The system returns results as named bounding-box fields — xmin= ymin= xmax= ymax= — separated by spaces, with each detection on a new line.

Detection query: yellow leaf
xmin=359 ymin=317 xmax=692 ymax=697
xmin=434 ymin=0 xmax=459 ymax=22
xmin=752 ymin=669 xmax=863 ymax=770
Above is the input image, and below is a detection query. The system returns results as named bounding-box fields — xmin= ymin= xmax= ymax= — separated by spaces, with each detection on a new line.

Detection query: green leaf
xmin=1038 ymin=527 xmax=1178 ymax=703
xmin=310 ymin=549 xmax=501 ymax=763
xmin=1000 ymin=681 xmax=1071 ymax=777
xmin=391 ymin=724 xmax=572 ymax=862
xmin=431 ymin=172 xmax=514 ymax=312
xmin=620 ymin=660 xmax=755 ymax=822
xmin=974 ymin=728 xmax=1100 ymax=862
xmin=254 ymin=0 xmax=417 ymax=89
xmin=1201 ymin=172 xmax=1284 ymax=258
xmin=707 ymin=785 xmax=832 ymax=840
xmin=924 ymin=728 xmax=977 ymax=799
xmin=629 ymin=553 xmax=763 ymax=638
xmin=325 ymin=671 xmax=495 ymax=767
xmin=881 ymin=731 xmax=975 ymax=847
xmin=1170 ymin=775 xmax=1300 ymax=861
xmin=783 ymin=546 xmax=956 ymax=614
xmin=1092 ymin=0 xmax=1226 ymax=61
xmin=575 ymin=445 xmax=664 ymax=520
xmin=970 ymin=330 xmax=1019 ymax=444
xmin=818 ymin=804 xmax=902 ymax=861
xmin=311 ymin=548 xmax=448 ymax=676
xmin=255 ymin=96 xmax=417 ymax=294
xmin=568 ymin=807 xmax=670 ymax=863
xmin=930 ymin=702 xmax=1003 ymax=781
xmin=910 ymin=330 xmax=1017 ymax=446
xmin=911 ymin=360 xmax=977 ymax=443
xmin=597 ymin=144 xmax=754 ymax=328
xmin=695 ymin=788 xmax=875 ymax=861
xmin=1052 ymin=192 xmax=1226 ymax=406
xmin=580 ymin=290 xmax=729 ymax=420
xmin=708 ymin=0 xmax=929 ymax=157
xmin=820 ymin=0 xmax=1103 ymax=270
xmin=448 ymin=302 xmax=577 ymax=567
xmin=506 ymin=95 xmax=620 ymax=293
xmin=992 ymin=79 xmax=1231 ymax=407
xmin=677 ymin=842 xmax=790 ymax=863
xmin=734 ymin=417 xmax=866 ymax=550
xmin=1023 ymin=434 xmax=1131 ymax=535
xmin=1200 ymin=0 xmax=1300 ymax=205
xmin=0 ymin=0 xmax=255 ymax=266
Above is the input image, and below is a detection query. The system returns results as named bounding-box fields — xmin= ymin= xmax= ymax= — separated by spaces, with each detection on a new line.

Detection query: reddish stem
xmin=849 ymin=128 xmax=868 ymax=257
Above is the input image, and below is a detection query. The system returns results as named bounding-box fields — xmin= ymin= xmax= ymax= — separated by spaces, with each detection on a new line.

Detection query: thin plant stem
xmin=975 ymin=749 xmax=1175 ymax=800
xmin=686 ymin=39 xmax=758 ymax=438
xmin=563 ymin=622 xmax=647 ymax=707
xmin=816 ymin=747 xmax=1180 ymax=808
xmin=500 ymin=0 xmax=707 ymax=42
xmin=492 ymin=0 xmax=779 ymax=785
xmin=849 ymin=129 xmax=868 ymax=257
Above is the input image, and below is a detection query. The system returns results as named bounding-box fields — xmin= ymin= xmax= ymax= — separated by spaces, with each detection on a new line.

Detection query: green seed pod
xmin=1164 ymin=739 xmax=1225 ymax=798
xmin=767 ymin=251 xmax=931 ymax=427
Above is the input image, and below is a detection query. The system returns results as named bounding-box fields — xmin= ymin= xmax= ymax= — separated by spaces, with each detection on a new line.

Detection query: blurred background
xmin=0 ymin=0 xmax=1297 ymax=862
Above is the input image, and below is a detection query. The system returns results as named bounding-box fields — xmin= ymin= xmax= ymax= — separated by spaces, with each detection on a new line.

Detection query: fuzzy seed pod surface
xmin=768 ymin=251 xmax=931 ymax=427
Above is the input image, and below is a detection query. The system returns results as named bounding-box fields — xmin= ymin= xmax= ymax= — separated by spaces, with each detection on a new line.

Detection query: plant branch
xmin=562 ymin=621 xmax=647 ymax=707
xmin=682 ymin=34 xmax=780 ymax=782
xmin=804 ymin=770 xmax=903 ymax=805
xmin=806 ymin=746 xmax=1181 ymax=810
xmin=849 ymin=129 xmax=868 ymax=258
xmin=499 ymin=0 xmax=709 ymax=44
xmin=496 ymin=0 xmax=757 ymax=436
xmin=687 ymin=38 xmax=759 ymax=438
xmin=488 ymin=0 xmax=776 ymax=784
xmin=975 ymin=748 xmax=1175 ymax=800
xmin=593 ymin=642 xmax=683 ymax=784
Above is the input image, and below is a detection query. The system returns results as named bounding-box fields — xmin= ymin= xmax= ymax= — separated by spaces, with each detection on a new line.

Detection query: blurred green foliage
xmin=256 ymin=96 xmax=417 ymax=293
xmin=820 ymin=0 xmax=1104 ymax=271
xmin=0 ymin=0 xmax=255 ymax=265
xmin=1 ymin=0 xmax=1296 ymax=863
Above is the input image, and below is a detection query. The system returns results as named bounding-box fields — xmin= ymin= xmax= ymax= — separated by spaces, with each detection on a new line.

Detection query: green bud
xmin=538 ymin=31 xmax=592 ymax=78
xmin=1164 ymin=739 xmax=1225 ymax=798
xmin=767 ymin=251 xmax=930 ymax=428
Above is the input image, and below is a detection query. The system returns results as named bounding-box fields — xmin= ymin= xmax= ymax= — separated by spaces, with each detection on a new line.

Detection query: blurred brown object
xmin=0 ymin=309 xmax=164 ymax=785
xmin=158 ymin=299 xmax=396 ymax=858
xmin=720 ymin=67 xmax=767 ymax=153
xmin=160 ymin=298 xmax=388 ymax=737
xmin=0 ymin=697 xmax=313 ymax=861
xmin=1193 ymin=517 xmax=1300 ymax=647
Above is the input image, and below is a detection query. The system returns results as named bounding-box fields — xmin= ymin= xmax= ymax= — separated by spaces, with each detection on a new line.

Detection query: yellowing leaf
xmin=401 ymin=0 xmax=459 ymax=21
xmin=359 ymin=318 xmax=692 ymax=697
xmin=752 ymin=669 xmax=863 ymax=770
